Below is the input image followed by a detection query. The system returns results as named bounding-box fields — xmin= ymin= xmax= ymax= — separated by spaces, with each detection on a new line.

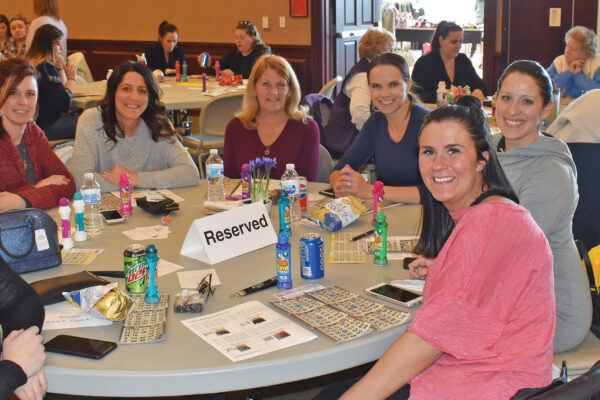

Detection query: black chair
xmin=568 ymin=143 xmax=600 ymax=250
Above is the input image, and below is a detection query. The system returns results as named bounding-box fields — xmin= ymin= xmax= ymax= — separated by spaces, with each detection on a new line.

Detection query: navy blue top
xmin=334 ymin=104 xmax=429 ymax=186
xmin=36 ymin=61 xmax=71 ymax=129
xmin=144 ymin=43 xmax=185 ymax=75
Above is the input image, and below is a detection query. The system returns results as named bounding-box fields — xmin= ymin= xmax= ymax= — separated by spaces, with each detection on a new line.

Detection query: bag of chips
xmin=307 ymin=196 xmax=366 ymax=231
xmin=63 ymin=283 xmax=133 ymax=321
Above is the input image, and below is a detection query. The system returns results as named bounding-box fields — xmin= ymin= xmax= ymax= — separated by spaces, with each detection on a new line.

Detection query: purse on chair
xmin=0 ymin=209 xmax=62 ymax=274
xmin=575 ymin=239 xmax=600 ymax=340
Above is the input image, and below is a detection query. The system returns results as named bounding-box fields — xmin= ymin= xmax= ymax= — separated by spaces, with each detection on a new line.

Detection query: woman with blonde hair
xmin=223 ymin=54 xmax=319 ymax=180
xmin=26 ymin=0 xmax=68 ymax=55
xmin=326 ymin=27 xmax=396 ymax=157
xmin=547 ymin=25 xmax=600 ymax=99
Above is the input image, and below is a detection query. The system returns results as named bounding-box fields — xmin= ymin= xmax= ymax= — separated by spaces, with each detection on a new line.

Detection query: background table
xmin=29 ymin=183 xmax=422 ymax=397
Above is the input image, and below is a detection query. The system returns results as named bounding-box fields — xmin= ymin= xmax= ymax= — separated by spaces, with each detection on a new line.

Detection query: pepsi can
xmin=299 ymin=176 xmax=307 ymax=212
xmin=300 ymin=233 xmax=324 ymax=279
xmin=200 ymin=52 xmax=210 ymax=68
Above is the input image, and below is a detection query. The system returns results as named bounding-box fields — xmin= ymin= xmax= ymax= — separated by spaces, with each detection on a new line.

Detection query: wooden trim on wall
xmin=310 ymin=0 xmax=330 ymax=93
xmin=68 ymin=39 xmax=314 ymax=96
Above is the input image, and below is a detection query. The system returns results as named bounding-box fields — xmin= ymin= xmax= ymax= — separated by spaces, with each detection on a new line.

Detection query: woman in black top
xmin=199 ymin=21 xmax=271 ymax=79
xmin=411 ymin=21 xmax=486 ymax=104
xmin=0 ymin=256 xmax=46 ymax=400
xmin=144 ymin=20 xmax=185 ymax=76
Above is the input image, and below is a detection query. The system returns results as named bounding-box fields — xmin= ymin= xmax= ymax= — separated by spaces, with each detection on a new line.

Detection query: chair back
xmin=318 ymin=76 xmax=343 ymax=99
xmin=568 ymin=142 xmax=600 ymax=249
xmin=316 ymin=144 xmax=334 ymax=183
xmin=199 ymin=91 xmax=245 ymax=140
xmin=301 ymin=93 xmax=333 ymax=144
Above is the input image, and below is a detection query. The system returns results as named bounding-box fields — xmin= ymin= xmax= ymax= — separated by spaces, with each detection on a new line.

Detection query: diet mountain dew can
xmin=124 ymin=244 xmax=148 ymax=293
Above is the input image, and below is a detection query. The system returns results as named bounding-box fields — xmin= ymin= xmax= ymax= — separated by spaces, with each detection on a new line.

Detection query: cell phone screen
xmin=100 ymin=210 xmax=123 ymax=220
xmin=45 ymin=335 xmax=117 ymax=359
xmin=318 ymin=187 xmax=335 ymax=198
xmin=369 ymin=285 xmax=421 ymax=302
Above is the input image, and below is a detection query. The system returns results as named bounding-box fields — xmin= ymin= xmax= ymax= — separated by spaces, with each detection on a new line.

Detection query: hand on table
xmin=101 ymin=165 xmax=139 ymax=187
xmin=0 ymin=192 xmax=27 ymax=211
xmin=408 ymin=257 xmax=435 ymax=279
xmin=165 ymin=68 xmax=176 ymax=75
xmin=34 ymin=174 xmax=70 ymax=188
xmin=14 ymin=369 xmax=47 ymax=400
xmin=332 ymin=165 xmax=372 ymax=199
xmin=220 ymin=69 xmax=234 ymax=78
xmin=569 ymin=59 xmax=585 ymax=74
xmin=2 ymin=326 xmax=46 ymax=378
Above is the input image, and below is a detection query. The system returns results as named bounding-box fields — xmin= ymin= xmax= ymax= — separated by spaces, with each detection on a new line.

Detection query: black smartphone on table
xmin=100 ymin=209 xmax=125 ymax=224
xmin=318 ymin=187 xmax=335 ymax=198
xmin=45 ymin=334 xmax=117 ymax=359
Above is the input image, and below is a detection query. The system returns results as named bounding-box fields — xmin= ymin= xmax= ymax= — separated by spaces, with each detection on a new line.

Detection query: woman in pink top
xmin=337 ymin=104 xmax=555 ymax=399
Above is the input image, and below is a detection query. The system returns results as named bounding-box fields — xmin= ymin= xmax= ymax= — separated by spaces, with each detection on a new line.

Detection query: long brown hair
xmin=33 ymin=0 xmax=61 ymax=19
xmin=0 ymin=59 xmax=40 ymax=138
xmin=98 ymin=62 xmax=175 ymax=144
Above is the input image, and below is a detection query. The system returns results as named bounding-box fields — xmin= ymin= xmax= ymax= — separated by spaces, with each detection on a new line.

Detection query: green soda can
xmin=374 ymin=212 xmax=388 ymax=266
xmin=124 ymin=244 xmax=148 ymax=293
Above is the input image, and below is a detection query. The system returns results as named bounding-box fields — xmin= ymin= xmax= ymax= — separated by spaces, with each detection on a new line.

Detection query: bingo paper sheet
xmin=61 ymin=248 xmax=103 ymax=265
xmin=119 ymin=294 xmax=169 ymax=344
xmin=328 ymin=232 xmax=366 ymax=264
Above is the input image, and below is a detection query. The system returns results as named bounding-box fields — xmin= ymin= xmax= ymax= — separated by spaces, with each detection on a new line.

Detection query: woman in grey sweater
xmin=494 ymin=60 xmax=592 ymax=352
xmin=68 ymin=62 xmax=199 ymax=192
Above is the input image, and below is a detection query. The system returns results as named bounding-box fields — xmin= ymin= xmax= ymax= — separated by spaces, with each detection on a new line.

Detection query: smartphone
xmin=100 ymin=209 xmax=124 ymax=224
xmin=318 ymin=187 xmax=335 ymax=198
xmin=365 ymin=283 xmax=423 ymax=307
xmin=45 ymin=334 xmax=117 ymax=359
xmin=403 ymin=257 xmax=418 ymax=270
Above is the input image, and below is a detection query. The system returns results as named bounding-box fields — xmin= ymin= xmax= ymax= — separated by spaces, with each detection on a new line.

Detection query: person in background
xmin=546 ymin=26 xmax=600 ymax=99
xmin=4 ymin=15 xmax=28 ymax=59
xmin=200 ymin=21 xmax=271 ymax=79
xmin=411 ymin=21 xmax=486 ymax=103
xmin=0 ymin=15 xmax=10 ymax=57
xmin=323 ymin=102 xmax=555 ymax=400
xmin=494 ymin=60 xmax=592 ymax=352
xmin=0 ymin=58 xmax=75 ymax=212
xmin=223 ymin=54 xmax=319 ymax=180
xmin=68 ymin=62 xmax=199 ymax=192
xmin=25 ymin=24 xmax=77 ymax=141
xmin=0 ymin=256 xmax=46 ymax=400
xmin=325 ymin=28 xmax=396 ymax=158
xmin=26 ymin=0 xmax=68 ymax=55
xmin=144 ymin=20 xmax=184 ymax=76
xmin=329 ymin=52 xmax=429 ymax=200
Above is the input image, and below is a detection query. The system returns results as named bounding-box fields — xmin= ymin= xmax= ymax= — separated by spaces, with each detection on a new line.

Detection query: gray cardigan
xmin=68 ymin=108 xmax=199 ymax=192
xmin=494 ymin=133 xmax=592 ymax=352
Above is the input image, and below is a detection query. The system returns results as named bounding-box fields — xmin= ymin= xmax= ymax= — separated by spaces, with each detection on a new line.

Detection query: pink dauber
xmin=372 ymin=181 xmax=384 ymax=225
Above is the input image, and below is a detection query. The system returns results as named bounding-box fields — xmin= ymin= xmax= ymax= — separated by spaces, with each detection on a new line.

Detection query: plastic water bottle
xmin=80 ymin=172 xmax=104 ymax=236
xmin=206 ymin=149 xmax=225 ymax=201
xmin=436 ymin=81 xmax=448 ymax=107
xmin=281 ymin=163 xmax=300 ymax=222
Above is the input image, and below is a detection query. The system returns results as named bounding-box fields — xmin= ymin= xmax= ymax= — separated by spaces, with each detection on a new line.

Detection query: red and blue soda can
xmin=300 ymin=233 xmax=324 ymax=279
xmin=199 ymin=52 xmax=210 ymax=68
xmin=299 ymin=176 xmax=307 ymax=212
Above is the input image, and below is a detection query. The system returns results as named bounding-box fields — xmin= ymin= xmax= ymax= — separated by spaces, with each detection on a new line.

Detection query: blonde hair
xmin=34 ymin=0 xmax=61 ymax=19
xmin=237 ymin=54 xmax=308 ymax=129
xmin=565 ymin=26 xmax=598 ymax=57
xmin=359 ymin=28 xmax=396 ymax=60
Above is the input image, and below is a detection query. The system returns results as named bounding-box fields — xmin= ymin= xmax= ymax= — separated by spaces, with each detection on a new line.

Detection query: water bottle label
xmin=282 ymin=180 xmax=299 ymax=195
xmin=82 ymin=188 xmax=101 ymax=204
xmin=207 ymin=164 xmax=223 ymax=178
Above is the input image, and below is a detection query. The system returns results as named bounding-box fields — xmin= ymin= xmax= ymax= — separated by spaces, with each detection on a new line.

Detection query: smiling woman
xmin=67 ymin=62 xmax=199 ymax=192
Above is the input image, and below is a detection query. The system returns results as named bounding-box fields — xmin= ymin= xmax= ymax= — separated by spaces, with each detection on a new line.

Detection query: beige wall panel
xmin=3 ymin=0 xmax=311 ymax=45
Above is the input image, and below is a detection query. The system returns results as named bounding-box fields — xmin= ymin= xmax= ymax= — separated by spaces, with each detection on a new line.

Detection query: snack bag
xmin=63 ymin=283 xmax=133 ymax=321
xmin=308 ymin=196 xmax=366 ymax=231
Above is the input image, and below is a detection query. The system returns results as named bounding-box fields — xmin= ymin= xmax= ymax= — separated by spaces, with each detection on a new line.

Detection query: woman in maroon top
xmin=223 ymin=54 xmax=319 ymax=181
xmin=0 ymin=58 xmax=75 ymax=211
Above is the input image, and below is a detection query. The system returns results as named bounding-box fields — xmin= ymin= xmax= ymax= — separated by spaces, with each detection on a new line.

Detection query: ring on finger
xmin=347 ymin=181 xmax=351 ymax=188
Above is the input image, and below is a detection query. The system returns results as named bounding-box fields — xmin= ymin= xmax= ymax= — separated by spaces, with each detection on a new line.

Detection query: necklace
xmin=264 ymin=146 xmax=271 ymax=156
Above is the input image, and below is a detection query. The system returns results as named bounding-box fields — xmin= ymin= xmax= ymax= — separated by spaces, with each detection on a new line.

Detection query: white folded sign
xmin=180 ymin=201 xmax=277 ymax=265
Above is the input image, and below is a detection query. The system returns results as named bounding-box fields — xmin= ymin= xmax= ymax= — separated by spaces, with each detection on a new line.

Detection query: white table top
xmin=71 ymin=76 xmax=245 ymax=111
xmin=29 ymin=183 xmax=422 ymax=396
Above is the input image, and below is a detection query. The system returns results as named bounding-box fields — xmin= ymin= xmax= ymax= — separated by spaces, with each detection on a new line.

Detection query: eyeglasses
xmin=237 ymin=21 xmax=257 ymax=35
xmin=197 ymin=273 xmax=215 ymax=302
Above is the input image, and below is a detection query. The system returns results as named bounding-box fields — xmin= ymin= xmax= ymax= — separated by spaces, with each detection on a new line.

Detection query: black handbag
xmin=0 ymin=209 xmax=61 ymax=274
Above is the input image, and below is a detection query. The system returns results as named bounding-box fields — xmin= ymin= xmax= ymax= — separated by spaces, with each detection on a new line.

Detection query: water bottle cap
xmin=210 ymin=149 xmax=218 ymax=154
xmin=84 ymin=172 xmax=93 ymax=180
xmin=278 ymin=232 xmax=289 ymax=244
xmin=286 ymin=163 xmax=295 ymax=170
xmin=73 ymin=192 xmax=83 ymax=200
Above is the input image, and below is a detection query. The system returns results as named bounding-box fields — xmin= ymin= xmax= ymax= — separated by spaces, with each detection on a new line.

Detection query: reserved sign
xmin=181 ymin=201 xmax=277 ymax=265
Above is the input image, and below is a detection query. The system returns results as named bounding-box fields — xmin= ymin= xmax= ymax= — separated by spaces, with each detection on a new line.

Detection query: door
xmin=334 ymin=0 xmax=382 ymax=78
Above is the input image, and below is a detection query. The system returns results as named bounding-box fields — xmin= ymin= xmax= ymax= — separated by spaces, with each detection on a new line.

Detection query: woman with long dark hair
xmin=144 ymin=20 xmax=185 ymax=76
xmin=68 ymin=62 xmax=199 ymax=191
xmin=411 ymin=21 xmax=486 ymax=103
xmin=25 ymin=23 xmax=77 ymax=140
xmin=26 ymin=0 xmax=68 ymax=55
xmin=330 ymin=103 xmax=555 ymax=400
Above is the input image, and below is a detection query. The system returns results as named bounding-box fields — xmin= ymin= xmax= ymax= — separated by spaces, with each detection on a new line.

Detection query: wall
xmin=1 ymin=0 xmax=311 ymax=45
